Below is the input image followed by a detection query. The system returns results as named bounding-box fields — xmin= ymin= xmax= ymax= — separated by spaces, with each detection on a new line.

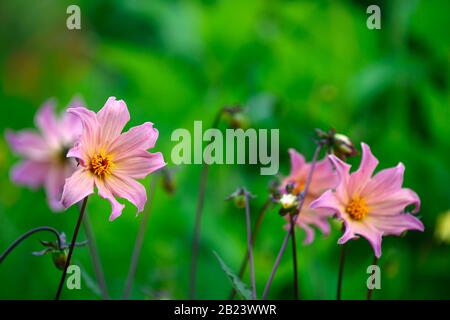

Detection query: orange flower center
xmin=346 ymin=197 xmax=368 ymax=221
xmin=90 ymin=153 xmax=113 ymax=177
xmin=292 ymin=180 xmax=305 ymax=195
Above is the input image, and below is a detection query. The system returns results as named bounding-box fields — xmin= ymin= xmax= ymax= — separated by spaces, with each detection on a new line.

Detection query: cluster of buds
xmin=32 ymin=233 xmax=87 ymax=270
xmin=226 ymin=187 xmax=255 ymax=209
xmin=222 ymin=105 xmax=249 ymax=129
xmin=315 ymin=128 xmax=358 ymax=160
xmin=272 ymin=183 xmax=302 ymax=217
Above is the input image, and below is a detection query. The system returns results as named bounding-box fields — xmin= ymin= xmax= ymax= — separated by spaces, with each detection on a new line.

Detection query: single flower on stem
xmin=61 ymin=96 xmax=166 ymax=220
xmin=279 ymin=149 xmax=339 ymax=244
xmin=310 ymin=142 xmax=424 ymax=258
xmin=5 ymin=98 xmax=83 ymax=211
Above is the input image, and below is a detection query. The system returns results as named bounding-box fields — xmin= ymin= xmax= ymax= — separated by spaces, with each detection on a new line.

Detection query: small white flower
xmin=279 ymin=193 xmax=298 ymax=210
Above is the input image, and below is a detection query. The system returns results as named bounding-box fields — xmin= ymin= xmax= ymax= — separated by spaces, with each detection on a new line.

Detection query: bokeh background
xmin=0 ymin=0 xmax=449 ymax=300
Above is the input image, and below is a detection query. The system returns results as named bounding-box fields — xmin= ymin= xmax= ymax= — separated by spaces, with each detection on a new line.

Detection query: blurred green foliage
xmin=0 ymin=0 xmax=449 ymax=300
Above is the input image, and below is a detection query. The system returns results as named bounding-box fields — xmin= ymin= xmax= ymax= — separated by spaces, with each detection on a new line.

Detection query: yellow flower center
xmin=346 ymin=197 xmax=369 ymax=221
xmin=90 ymin=152 xmax=113 ymax=177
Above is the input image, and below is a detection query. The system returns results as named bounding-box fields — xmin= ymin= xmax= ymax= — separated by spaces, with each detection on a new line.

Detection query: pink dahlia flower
xmin=310 ymin=143 xmax=424 ymax=257
xmin=6 ymin=99 xmax=82 ymax=211
xmin=61 ymin=97 xmax=166 ymax=221
xmin=280 ymin=149 xmax=339 ymax=244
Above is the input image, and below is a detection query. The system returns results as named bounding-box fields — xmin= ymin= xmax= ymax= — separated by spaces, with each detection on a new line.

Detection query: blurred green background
xmin=0 ymin=0 xmax=449 ymax=300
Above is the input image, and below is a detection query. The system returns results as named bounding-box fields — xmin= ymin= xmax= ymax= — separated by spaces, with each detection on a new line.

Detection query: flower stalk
xmin=230 ymin=198 xmax=271 ymax=299
xmin=262 ymin=143 xmax=323 ymax=299
xmin=337 ymin=241 xmax=346 ymax=300
xmin=290 ymin=214 xmax=299 ymax=300
xmin=189 ymin=107 xmax=233 ymax=299
xmin=0 ymin=227 xmax=63 ymax=263
xmin=123 ymin=174 xmax=159 ymax=299
xmin=55 ymin=197 xmax=89 ymax=300
xmin=367 ymin=256 xmax=379 ymax=300
xmin=82 ymin=210 xmax=110 ymax=300
xmin=243 ymin=189 xmax=257 ymax=300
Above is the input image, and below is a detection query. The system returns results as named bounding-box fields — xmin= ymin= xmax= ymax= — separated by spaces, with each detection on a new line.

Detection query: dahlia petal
xmin=5 ymin=130 xmax=49 ymax=160
xmin=338 ymin=222 xmax=357 ymax=244
xmin=341 ymin=220 xmax=383 ymax=257
xmin=109 ymin=122 xmax=159 ymax=159
xmin=310 ymin=190 xmax=344 ymax=216
xmin=67 ymin=107 xmax=99 ymax=155
xmin=105 ymin=174 xmax=147 ymax=213
xmin=114 ymin=151 xmax=166 ymax=179
xmin=361 ymin=163 xmax=405 ymax=198
xmin=367 ymin=188 xmax=421 ymax=216
xmin=98 ymin=97 xmax=130 ymax=145
xmin=348 ymin=143 xmax=379 ymax=195
xmin=95 ymin=178 xmax=125 ymax=221
xmin=299 ymin=222 xmax=315 ymax=245
xmin=35 ymin=100 xmax=60 ymax=147
xmin=61 ymin=169 xmax=94 ymax=209
xmin=329 ymin=155 xmax=351 ymax=182
xmin=60 ymin=108 xmax=82 ymax=145
xmin=67 ymin=141 xmax=86 ymax=165
xmin=288 ymin=148 xmax=306 ymax=176
xmin=310 ymin=157 xmax=339 ymax=194
xmin=11 ymin=160 xmax=49 ymax=189
xmin=368 ymin=214 xmax=424 ymax=236
xmin=44 ymin=167 xmax=66 ymax=211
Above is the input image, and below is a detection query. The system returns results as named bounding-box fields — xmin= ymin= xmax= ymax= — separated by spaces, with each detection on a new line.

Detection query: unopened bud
xmin=161 ymin=168 xmax=176 ymax=195
xmin=315 ymin=128 xmax=358 ymax=160
xmin=226 ymin=187 xmax=255 ymax=209
xmin=332 ymin=133 xmax=357 ymax=160
xmin=52 ymin=249 xmax=68 ymax=271
xmin=222 ymin=106 xmax=249 ymax=129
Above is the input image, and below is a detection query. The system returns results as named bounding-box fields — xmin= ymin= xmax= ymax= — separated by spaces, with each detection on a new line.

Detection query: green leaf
xmin=213 ymin=251 xmax=252 ymax=300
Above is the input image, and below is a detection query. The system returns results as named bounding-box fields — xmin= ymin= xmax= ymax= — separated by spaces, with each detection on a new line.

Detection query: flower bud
xmin=332 ymin=133 xmax=357 ymax=160
xmin=315 ymin=128 xmax=358 ymax=160
xmin=52 ymin=249 xmax=68 ymax=271
xmin=161 ymin=168 xmax=176 ymax=195
xmin=226 ymin=187 xmax=255 ymax=209
xmin=435 ymin=210 xmax=450 ymax=244
xmin=222 ymin=106 xmax=249 ymax=129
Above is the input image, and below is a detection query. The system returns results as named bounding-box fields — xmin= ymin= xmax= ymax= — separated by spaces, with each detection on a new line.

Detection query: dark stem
xmin=262 ymin=144 xmax=322 ymax=299
xmin=367 ymin=256 xmax=379 ymax=300
xmin=290 ymin=214 xmax=299 ymax=300
xmin=55 ymin=197 xmax=89 ymax=300
xmin=123 ymin=175 xmax=159 ymax=299
xmin=337 ymin=242 xmax=346 ymax=300
xmin=229 ymin=199 xmax=271 ymax=299
xmin=0 ymin=227 xmax=62 ymax=263
xmin=189 ymin=110 xmax=223 ymax=300
xmin=244 ymin=191 xmax=256 ymax=300
xmin=82 ymin=210 xmax=110 ymax=300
